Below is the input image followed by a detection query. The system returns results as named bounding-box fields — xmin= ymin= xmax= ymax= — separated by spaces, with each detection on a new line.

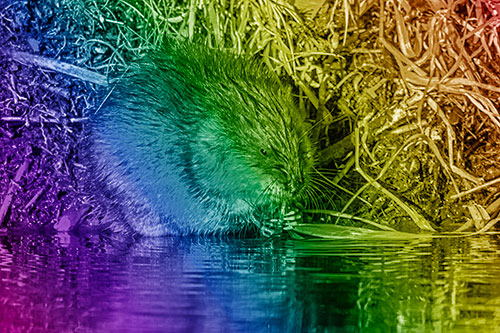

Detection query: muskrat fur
xmin=87 ymin=40 xmax=316 ymax=236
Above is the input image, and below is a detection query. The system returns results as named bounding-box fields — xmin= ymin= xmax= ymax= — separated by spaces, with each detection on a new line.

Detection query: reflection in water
xmin=0 ymin=231 xmax=500 ymax=332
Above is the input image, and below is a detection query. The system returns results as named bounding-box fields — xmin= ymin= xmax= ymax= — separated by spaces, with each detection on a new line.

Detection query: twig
xmin=0 ymin=116 xmax=88 ymax=124
xmin=450 ymin=177 xmax=500 ymax=200
xmin=0 ymin=158 xmax=31 ymax=226
xmin=5 ymin=49 xmax=108 ymax=86
xmin=25 ymin=185 xmax=46 ymax=210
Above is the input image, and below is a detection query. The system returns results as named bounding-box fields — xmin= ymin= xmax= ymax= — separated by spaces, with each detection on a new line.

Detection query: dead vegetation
xmin=1 ymin=0 xmax=500 ymax=235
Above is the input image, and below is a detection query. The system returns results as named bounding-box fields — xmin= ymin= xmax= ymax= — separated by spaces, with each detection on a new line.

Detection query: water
xmin=1 ymin=230 xmax=500 ymax=332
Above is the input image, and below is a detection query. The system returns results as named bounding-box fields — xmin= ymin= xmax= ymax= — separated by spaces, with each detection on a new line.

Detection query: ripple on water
xmin=1 ymin=231 xmax=500 ymax=332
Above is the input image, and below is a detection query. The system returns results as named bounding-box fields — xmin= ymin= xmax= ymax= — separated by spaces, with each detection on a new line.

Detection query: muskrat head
xmin=186 ymin=67 xmax=316 ymax=235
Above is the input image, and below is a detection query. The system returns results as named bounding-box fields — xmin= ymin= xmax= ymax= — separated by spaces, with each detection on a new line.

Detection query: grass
xmin=1 ymin=0 xmax=500 ymax=236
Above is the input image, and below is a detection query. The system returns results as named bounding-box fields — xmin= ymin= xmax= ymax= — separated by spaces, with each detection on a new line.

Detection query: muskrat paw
xmin=282 ymin=210 xmax=303 ymax=231
xmin=259 ymin=221 xmax=282 ymax=238
xmin=259 ymin=210 xmax=302 ymax=237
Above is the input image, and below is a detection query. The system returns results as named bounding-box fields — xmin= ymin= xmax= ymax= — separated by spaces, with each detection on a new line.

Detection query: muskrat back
xmin=88 ymin=40 xmax=316 ymax=236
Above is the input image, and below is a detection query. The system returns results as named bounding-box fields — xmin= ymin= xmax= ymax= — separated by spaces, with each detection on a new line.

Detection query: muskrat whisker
xmin=316 ymin=178 xmax=349 ymax=212
xmin=321 ymin=192 xmax=339 ymax=212
xmin=304 ymin=188 xmax=315 ymax=209
xmin=308 ymin=177 xmax=322 ymax=189
xmin=305 ymin=176 xmax=333 ymax=210
xmin=312 ymin=167 xmax=371 ymax=204
xmin=304 ymin=187 xmax=320 ymax=212
xmin=312 ymin=192 xmax=323 ymax=212
xmin=309 ymin=176 xmax=340 ymax=205
xmin=297 ymin=186 xmax=309 ymax=207
xmin=253 ymin=178 xmax=279 ymax=213
xmin=313 ymin=174 xmax=339 ymax=182
xmin=309 ymin=177 xmax=331 ymax=191
xmin=313 ymin=187 xmax=325 ymax=211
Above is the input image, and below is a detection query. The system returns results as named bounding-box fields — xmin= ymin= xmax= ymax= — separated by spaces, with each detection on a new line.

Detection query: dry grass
xmin=105 ymin=0 xmax=500 ymax=234
xmin=2 ymin=0 xmax=500 ymax=235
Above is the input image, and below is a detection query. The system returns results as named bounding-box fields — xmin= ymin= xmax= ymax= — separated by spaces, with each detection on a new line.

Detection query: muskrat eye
xmin=260 ymin=148 xmax=268 ymax=156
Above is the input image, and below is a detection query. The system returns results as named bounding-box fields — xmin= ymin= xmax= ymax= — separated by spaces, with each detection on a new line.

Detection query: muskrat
xmin=87 ymin=40 xmax=316 ymax=237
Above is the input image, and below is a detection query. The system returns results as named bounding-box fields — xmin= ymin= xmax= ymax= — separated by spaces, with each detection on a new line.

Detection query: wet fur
xmin=88 ymin=41 xmax=315 ymax=236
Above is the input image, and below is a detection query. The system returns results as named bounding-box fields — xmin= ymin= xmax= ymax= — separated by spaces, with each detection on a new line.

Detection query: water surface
xmin=1 ymin=230 xmax=500 ymax=332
